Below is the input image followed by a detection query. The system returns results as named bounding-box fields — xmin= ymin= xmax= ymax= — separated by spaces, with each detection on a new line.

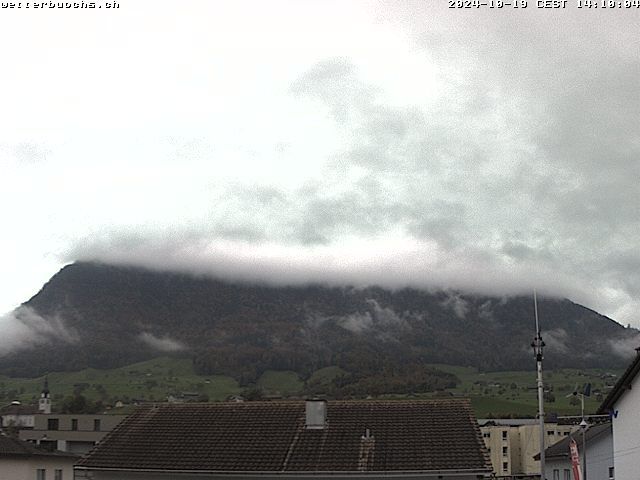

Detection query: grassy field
xmin=257 ymin=370 xmax=304 ymax=396
xmin=428 ymin=364 xmax=618 ymax=417
xmin=0 ymin=357 xmax=242 ymax=405
xmin=0 ymin=357 xmax=620 ymax=418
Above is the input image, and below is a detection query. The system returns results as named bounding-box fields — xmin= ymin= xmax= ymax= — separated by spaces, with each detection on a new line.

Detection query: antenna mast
xmin=532 ymin=290 xmax=546 ymax=480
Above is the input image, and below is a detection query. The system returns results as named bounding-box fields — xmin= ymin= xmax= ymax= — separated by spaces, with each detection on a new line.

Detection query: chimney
xmin=358 ymin=428 xmax=375 ymax=471
xmin=305 ymin=399 xmax=327 ymax=429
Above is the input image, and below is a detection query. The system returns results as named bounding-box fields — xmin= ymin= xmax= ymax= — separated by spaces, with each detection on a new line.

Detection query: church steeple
xmin=38 ymin=377 xmax=51 ymax=414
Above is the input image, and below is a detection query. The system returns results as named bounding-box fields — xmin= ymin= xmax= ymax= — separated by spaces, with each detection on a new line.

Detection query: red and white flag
xmin=569 ymin=438 xmax=583 ymax=480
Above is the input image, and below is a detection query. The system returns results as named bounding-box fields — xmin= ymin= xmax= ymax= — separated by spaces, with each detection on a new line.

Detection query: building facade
xmin=541 ymin=423 xmax=613 ymax=480
xmin=1 ymin=402 xmax=38 ymax=430
xmin=19 ymin=413 xmax=127 ymax=454
xmin=0 ymin=434 xmax=77 ymax=480
xmin=597 ymin=349 xmax=640 ymax=480
xmin=479 ymin=419 xmax=574 ymax=477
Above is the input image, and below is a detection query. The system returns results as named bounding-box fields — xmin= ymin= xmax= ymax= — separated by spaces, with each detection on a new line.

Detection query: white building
xmin=1 ymin=402 xmax=37 ymax=430
xmin=597 ymin=349 xmax=640 ymax=480
xmin=539 ymin=422 xmax=613 ymax=480
xmin=0 ymin=433 xmax=77 ymax=480
xmin=479 ymin=418 xmax=574 ymax=477
xmin=19 ymin=413 xmax=127 ymax=454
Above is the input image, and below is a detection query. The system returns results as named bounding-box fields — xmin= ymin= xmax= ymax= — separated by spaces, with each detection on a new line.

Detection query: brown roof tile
xmin=0 ymin=404 xmax=38 ymax=415
xmin=0 ymin=434 xmax=78 ymax=458
xmin=534 ymin=422 xmax=612 ymax=460
xmin=77 ymin=399 xmax=491 ymax=474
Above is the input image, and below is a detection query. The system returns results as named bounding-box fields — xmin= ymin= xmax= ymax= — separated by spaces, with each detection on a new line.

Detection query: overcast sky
xmin=1 ymin=1 xmax=639 ymax=326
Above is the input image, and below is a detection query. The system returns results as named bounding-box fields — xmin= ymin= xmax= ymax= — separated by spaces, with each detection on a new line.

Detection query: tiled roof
xmin=0 ymin=404 xmax=38 ymax=415
xmin=0 ymin=434 xmax=78 ymax=458
xmin=597 ymin=353 xmax=640 ymax=414
xmin=534 ymin=422 xmax=611 ymax=460
xmin=77 ymin=399 xmax=491 ymax=474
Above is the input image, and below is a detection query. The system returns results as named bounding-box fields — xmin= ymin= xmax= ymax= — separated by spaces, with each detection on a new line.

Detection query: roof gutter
xmin=74 ymin=466 xmax=492 ymax=477
xmin=1 ymin=452 xmax=79 ymax=459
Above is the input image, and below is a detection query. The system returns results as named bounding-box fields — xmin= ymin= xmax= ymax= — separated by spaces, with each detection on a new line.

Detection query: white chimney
xmin=305 ymin=399 xmax=327 ymax=429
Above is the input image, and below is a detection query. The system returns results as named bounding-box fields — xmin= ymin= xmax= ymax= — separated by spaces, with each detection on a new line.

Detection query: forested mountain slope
xmin=1 ymin=262 xmax=633 ymax=394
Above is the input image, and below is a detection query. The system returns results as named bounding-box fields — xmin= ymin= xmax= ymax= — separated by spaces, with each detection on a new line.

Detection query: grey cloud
xmin=290 ymin=58 xmax=376 ymax=124
xmin=0 ymin=306 xmax=78 ymax=356
xmin=332 ymin=299 xmax=411 ymax=338
xmin=12 ymin=142 xmax=50 ymax=164
xmin=0 ymin=141 xmax=50 ymax=166
xmin=338 ymin=312 xmax=374 ymax=334
xmin=544 ymin=329 xmax=569 ymax=355
xmin=299 ymin=299 xmax=410 ymax=344
xmin=66 ymin=13 xmax=640 ymax=326
xmin=440 ymin=292 xmax=469 ymax=320
xmin=478 ymin=301 xmax=493 ymax=321
xmin=138 ymin=332 xmax=186 ymax=352
xmin=609 ymin=331 xmax=640 ymax=360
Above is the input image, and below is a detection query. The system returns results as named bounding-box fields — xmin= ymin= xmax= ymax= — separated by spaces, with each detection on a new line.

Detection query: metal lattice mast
xmin=532 ymin=290 xmax=546 ymax=480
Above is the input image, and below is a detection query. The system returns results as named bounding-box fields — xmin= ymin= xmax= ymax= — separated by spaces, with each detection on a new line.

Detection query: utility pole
xmin=579 ymin=393 xmax=588 ymax=480
xmin=564 ymin=385 xmax=591 ymax=480
xmin=581 ymin=418 xmax=588 ymax=480
xmin=531 ymin=290 xmax=546 ymax=480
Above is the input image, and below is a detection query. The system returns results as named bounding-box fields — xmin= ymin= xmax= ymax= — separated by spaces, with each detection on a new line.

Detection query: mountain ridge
xmin=1 ymin=262 xmax=635 ymax=390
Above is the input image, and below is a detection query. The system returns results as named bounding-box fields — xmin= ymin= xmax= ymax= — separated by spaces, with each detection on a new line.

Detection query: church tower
xmin=38 ymin=377 xmax=51 ymax=414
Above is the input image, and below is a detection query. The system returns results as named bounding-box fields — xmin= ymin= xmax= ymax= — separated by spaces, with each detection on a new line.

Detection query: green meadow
xmin=0 ymin=357 xmax=619 ymax=418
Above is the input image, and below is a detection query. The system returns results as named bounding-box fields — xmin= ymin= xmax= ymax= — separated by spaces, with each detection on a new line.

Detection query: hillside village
xmin=1 ymin=265 xmax=637 ymax=479
xmin=2 ymin=347 xmax=640 ymax=480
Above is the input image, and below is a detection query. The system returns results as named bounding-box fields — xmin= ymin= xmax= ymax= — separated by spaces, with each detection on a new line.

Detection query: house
xmin=535 ymin=422 xmax=613 ymax=480
xmin=0 ymin=433 xmax=77 ymax=480
xmin=1 ymin=402 xmax=38 ymax=430
xmin=1 ymin=378 xmax=52 ymax=431
xmin=19 ymin=413 xmax=127 ymax=454
xmin=597 ymin=347 xmax=640 ymax=480
xmin=479 ymin=418 xmax=574 ymax=478
xmin=8 ymin=378 xmax=128 ymax=454
xmin=75 ymin=398 xmax=492 ymax=480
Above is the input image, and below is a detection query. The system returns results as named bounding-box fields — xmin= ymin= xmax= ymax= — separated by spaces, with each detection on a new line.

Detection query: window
xmin=47 ymin=418 xmax=59 ymax=430
xmin=609 ymin=466 xmax=615 ymax=480
xmin=54 ymin=470 xmax=63 ymax=480
xmin=502 ymin=462 xmax=508 ymax=472
xmin=553 ymin=469 xmax=560 ymax=480
xmin=36 ymin=469 xmax=46 ymax=480
xmin=502 ymin=446 xmax=508 ymax=456
xmin=93 ymin=419 xmax=101 ymax=431
xmin=71 ymin=418 xmax=78 ymax=431
xmin=502 ymin=430 xmax=508 ymax=440
xmin=547 ymin=430 xmax=555 ymax=436
xmin=564 ymin=431 xmax=570 ymax=436
xmin=483 ymin=432 xmax=491 ymax=438
xmin=39 ymin=440 xmax=56 ymax=452
xmin=564 ymin=469 xmax=571 ymax=480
